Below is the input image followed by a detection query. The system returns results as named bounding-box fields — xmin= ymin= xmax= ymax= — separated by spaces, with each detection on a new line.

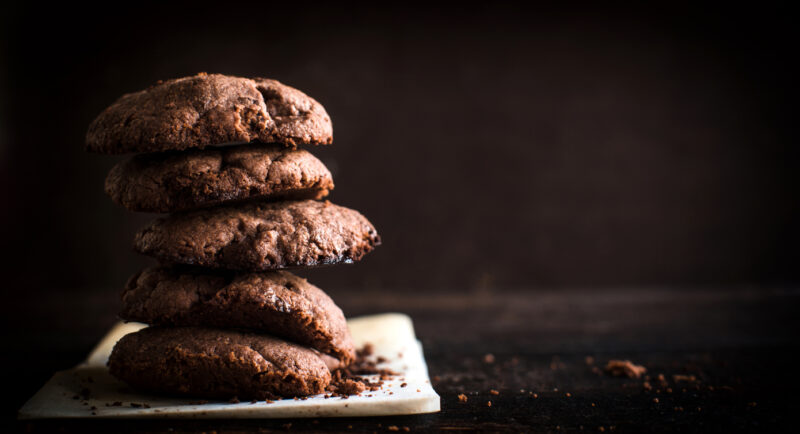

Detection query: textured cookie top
xmin=120 ymin=266 xmax=355 ymax=363
xmin=134 ymin=200 xmax=380 ymax=271
xmin=108 ymin=326 xmax=331 ymax=399
xmin=86 ymin=73 xmax=332 ymax=154
xmin=105 ymin=144 xmax=334 ymax=213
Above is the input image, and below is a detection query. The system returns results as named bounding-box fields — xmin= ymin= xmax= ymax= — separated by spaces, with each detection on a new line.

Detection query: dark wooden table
xmin=5 ymin=286 xmax=798 ymax=432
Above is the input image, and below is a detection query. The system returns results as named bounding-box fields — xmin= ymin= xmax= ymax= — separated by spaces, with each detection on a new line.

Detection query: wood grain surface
xmin=7 ymin=286 xmax=798 ymax=432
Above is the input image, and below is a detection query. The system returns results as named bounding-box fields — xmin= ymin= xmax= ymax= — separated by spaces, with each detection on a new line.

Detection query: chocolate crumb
xmin=653 ymin=398 xmax=659 ymax=403
xmin=401 ymin=382 xmax=407 ymax=388
xmin=229 ymin=397 xmax=240 ymax=404
xmin=188 ymin=400 xmax=209 ymax=405
xmin=673 ymin=374 xmax=697 ymax=382
xmin=282 ymin=422 xmax=292 ymax=429
xmin=358 ymin=343 xmax=374 ymax=357
xmin=483 ymin=354 xmax=496 ymax=364
xmin=604 ymin=360 xmax=646 ymax=379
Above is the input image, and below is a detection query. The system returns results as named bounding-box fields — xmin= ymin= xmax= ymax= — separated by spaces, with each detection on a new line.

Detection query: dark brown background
xmin=1 ymin=2 xmax=798 ymax=429
xmin=1 ymin=3 xmax=796 ymax=295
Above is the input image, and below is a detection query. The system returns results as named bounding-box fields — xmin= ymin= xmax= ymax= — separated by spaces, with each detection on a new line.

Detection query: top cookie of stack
xmin=89 ymin=73 xmax=381 ymax=400
xmin=87 ymin=72 xmax=332 ymax=155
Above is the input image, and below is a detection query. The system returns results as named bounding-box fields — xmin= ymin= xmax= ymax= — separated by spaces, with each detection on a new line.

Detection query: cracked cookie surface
xmin=108 ymin=326 xmax=331 ymax=399
xmin=86 ymin=73 xmax=332 ymax=154
xmin=105 ymin=143 xmax=334 ymax=213
xmin=134 ymin=199 xmax=380 ymax=271
xmin=120 ymin=266 xmax=355 ymax=364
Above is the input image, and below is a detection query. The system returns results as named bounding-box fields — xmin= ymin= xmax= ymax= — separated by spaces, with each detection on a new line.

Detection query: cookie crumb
xmin=604 ymin=360 xmax=646 ymax=378
xmin=229 ymin=397 xmax=240 ymax=404
xmin=458 ymin=394 xmax=468 ymax=403
xmin=490 ymin=389 xmax=499 ymax=395
xmin=673 ymin=374 xmax=697 ymax=382
xmin=487 ymin=401 xmax=492 ymax=407
xmin=483 ymin=354 xmax=495 ymax=364
xmin=388 ymin=426 xmax=399 ymax=432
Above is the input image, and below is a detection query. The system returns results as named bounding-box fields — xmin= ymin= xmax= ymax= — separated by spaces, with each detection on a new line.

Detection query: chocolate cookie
xmin=105 ymin=144 xmax=334 ymax=213
xmin=120 ymin=266 xmax=355 ymax=364
xmin=86 ymin=73 xmax=332 ymax=154
xmin=108 ymin=326 xmax=330 ymax=399
xmin=134 ymin=200 xmax=380 ymax=270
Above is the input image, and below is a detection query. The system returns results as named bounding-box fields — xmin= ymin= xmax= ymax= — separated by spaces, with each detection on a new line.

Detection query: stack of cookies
xmin=86 ymin=73 xmax=381 ymax=400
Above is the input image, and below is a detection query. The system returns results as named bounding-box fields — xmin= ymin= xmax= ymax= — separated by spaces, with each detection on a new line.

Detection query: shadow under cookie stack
xmin=86 ymin=73 xmax=381 ymax=400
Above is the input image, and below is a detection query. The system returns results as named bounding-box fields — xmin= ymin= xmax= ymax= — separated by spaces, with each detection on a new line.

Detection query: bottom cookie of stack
xmin=109 ymin=327 xmax=331 ymax=400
